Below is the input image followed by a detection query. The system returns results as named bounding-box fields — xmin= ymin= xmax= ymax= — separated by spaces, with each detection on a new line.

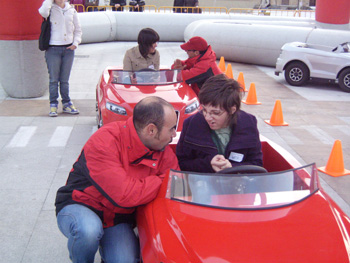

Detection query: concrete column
xmin=316 ymin=0 xmax=350 ymax=25
xmin=0 ymin=0 xmax=48 ymax=98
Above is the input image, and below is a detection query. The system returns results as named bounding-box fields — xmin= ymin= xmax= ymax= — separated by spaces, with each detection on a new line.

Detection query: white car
xmin=275 ymin=42 xmax=350 ymax=92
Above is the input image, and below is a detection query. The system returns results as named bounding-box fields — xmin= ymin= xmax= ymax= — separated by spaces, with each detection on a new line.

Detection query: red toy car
xmin=96 ymin=67 xmax=199 ymax=143
xmin=137 ymin=135 xmax=350 ymax=262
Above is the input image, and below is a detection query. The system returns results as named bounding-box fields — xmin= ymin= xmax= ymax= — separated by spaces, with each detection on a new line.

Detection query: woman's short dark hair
xmin=199 ymin=74 xmax=244 ymax=126
xmin=133 ymin=96 xmax=172 ymax=132
xmin=138 ymin=28 xmax=160 ymax=58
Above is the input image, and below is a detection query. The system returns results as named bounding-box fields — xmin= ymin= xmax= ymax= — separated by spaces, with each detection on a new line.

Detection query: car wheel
xmin=284 ymin=62 xmax=309 ymax=86
xmin=338 ymin=68 xmax=350 ymax=93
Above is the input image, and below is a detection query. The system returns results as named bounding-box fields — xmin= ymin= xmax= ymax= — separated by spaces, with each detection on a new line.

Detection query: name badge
xmin=229 ymin=152 xmax=244 ymax=162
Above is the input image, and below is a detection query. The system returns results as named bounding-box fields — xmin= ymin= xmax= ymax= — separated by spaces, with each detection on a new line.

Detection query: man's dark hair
xmin=199 ymin=74 xmax=244 ymax=126
xmin=133 ymin=96 xmax=172 ymax=132
xmin=138 ymin=28 xmax=160 ymax=58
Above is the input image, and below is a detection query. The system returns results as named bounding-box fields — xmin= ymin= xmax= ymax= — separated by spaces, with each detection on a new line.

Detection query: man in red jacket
xmin=55 ymin=96 xmax=179 ymax=263
xmin=172 ymin=36 xmax=222 ymax=94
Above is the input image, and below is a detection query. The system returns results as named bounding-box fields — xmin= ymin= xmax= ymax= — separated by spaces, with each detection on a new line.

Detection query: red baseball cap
xmin=180 ymin=36 xmax=208 ymax=51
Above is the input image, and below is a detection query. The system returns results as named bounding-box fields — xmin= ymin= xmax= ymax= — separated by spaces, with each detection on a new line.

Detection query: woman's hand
xmin=211 ymin=154 xmax=232 ymax=172
xmin=67 ymin=45 xmax=77 ymax=50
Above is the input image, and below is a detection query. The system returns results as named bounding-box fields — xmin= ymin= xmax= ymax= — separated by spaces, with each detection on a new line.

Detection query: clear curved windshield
xmin=167 ymin=163 xmax=319 ymax=210
xmin=111 ymin=69 xmax=183 ymax=85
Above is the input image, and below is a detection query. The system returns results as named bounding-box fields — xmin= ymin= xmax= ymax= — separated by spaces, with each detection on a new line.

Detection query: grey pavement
xmin=0 ymin=41 xmax=350 ymax=263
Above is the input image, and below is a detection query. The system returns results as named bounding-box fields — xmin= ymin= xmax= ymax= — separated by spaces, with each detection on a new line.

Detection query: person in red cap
xmin=172 ymin=36 xmax=222 ymax=94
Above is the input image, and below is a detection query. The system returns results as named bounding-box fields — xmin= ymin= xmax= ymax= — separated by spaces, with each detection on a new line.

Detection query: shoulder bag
xmin=39 ymin=15 xmax=51 ymax=51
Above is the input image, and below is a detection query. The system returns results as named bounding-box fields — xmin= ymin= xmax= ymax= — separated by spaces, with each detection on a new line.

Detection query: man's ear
xmin=145 ymin=123 xmax=158 ymax=136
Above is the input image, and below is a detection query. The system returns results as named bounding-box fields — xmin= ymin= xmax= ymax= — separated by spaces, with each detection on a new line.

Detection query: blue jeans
xmin=57 ymin=204 xmax=139 ymax=263
xmin=45 ymin=46 xmax=74 ymax=105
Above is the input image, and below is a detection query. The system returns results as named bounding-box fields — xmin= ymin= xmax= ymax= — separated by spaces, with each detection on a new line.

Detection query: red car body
xmin=95 ymin=67 xmax=199 ymax=134
xmin=137 ymin=135 xmax=350 ymax=262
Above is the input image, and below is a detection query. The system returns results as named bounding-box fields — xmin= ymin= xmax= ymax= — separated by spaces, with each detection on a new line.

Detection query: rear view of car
xmin=275 ymin=42 xmax=350 ymax=92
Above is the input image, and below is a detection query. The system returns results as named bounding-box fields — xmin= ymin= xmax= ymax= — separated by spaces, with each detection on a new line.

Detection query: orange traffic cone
xmin=264 ymin=100 xmax=288 ymax=126
xmin=237 ymin=72 xmax=247 ymax=92
xmin=218 ymin=56 xmax=226 ymax=72
xmin=318 ymin=140 xmax=350 ymax=177
xmin=242 ymin=83 xmax=261 ymax=105
xmin=225 ymin=63 xmax=234 ymax=79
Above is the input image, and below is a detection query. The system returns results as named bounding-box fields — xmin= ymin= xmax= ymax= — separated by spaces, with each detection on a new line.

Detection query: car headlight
xmin=106 ymin=102 xmax=127 ymax=115
xmin=185 ymin=99 xmax=199 ymax=114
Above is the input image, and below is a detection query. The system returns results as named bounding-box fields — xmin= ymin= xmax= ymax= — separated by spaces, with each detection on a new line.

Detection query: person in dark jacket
xmin=173 ymin=0 xmax=184 ymax=13
xmin=184 ymin=0 xmax=199 ymax=13
xmin=176 ymin=74 xmax=263 ymax=173
xmin=110 ymin=0 xmax=126 ymax=11
xmin=172 ymin=36 xmax=222 ymax=94
xmin=55 ymin=96 xmax=179 ymax=263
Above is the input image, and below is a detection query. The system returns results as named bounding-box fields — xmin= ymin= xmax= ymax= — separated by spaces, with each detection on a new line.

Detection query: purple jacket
xmin=176 ymin=110 xmax=263 ymax=173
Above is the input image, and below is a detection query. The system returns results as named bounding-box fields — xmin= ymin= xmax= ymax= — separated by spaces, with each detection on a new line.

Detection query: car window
xmin=111 ymin=69 xmax=183 ymax=85
xmin=167 ymin=163 xmax=319 ymax=210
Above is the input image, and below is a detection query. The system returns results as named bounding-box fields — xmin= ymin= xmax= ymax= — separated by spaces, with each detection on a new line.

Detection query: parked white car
xmin=275 ymin=42 xmax=350 ymax=92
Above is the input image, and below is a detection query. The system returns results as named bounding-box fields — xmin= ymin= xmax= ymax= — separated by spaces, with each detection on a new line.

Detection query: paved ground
xmin=0 ymin=41 xmax=350 ymax=263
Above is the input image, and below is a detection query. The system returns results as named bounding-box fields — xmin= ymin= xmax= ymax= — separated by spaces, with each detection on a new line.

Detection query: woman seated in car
xmin=123 ymin=28 xmax=160 ymax=72
xmin=176 ymin=74 xmax=263 ymax=173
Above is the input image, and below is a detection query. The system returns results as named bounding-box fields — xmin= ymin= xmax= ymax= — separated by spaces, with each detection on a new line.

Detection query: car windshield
xmin=111 ymin=69 xmax=183 ymax=85
xmin=341 ymin=42 xmax=350 ymax=53
xmin=166 ymin=163 xmax=319 ymax=210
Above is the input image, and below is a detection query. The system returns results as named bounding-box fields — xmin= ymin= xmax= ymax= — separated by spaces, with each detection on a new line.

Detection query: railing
xmin=73 ymin=4 xmax=157 ymax=13
xmin=158 ymin=6 xmax=228 ymax=14
xmin=72 ymin=4 xmax=315 ymax=18
xmin=228 ymin=8 xmax=315 ymax=18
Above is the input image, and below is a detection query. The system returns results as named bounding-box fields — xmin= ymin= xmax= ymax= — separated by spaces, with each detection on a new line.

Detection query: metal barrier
xmin=78 ymin=4 xmax=315 ymax=18
xmin=72 ymin=4 xmax=85 ymax=12
xmin=84 ymin=5 xmax=157 ymax=12
xmin=228 ymin=8 xmax=315 ymax=18
xmin=158 ymin=6 xmax=228 ymax=14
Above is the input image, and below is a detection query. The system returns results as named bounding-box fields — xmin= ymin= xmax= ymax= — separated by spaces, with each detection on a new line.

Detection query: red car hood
xmin=147 ymin=191 xmax=350 ymax=262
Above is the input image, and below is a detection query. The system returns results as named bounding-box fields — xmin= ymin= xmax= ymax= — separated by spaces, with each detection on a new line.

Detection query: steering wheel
xmin=138 ymin=68 xmax=156 ymax=72
xmin=135 ymin=68 xmax=157 ymax=83
xmin=217 ymin=165 xmax=267 ymax=174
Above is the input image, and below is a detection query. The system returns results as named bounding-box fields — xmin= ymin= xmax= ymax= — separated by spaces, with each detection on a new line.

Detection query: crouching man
xmin=55 ymin=96 xmax=179 ymax=263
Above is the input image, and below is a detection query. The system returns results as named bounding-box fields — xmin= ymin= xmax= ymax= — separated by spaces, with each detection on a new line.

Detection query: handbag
xmin=39 ymin=15 xmax=51 ymax=51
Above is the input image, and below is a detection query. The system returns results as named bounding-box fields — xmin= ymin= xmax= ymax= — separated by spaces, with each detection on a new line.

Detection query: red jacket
xmin=55 ymin=118 xmax=179 ymax=228
xmin=179 ymin=45 xmax=222 ymax=93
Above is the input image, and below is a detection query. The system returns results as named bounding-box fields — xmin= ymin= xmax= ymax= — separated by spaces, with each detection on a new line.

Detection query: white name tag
xmin=229 ymin=152 xmax=244 ymax=162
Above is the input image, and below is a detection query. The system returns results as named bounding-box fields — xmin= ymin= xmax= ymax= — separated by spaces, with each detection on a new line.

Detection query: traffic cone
xmin=318 ymin=140 xmax=350 ymax=177
xmin=264 ymin=100 xmax=288 ymax=126
xmin=225 ymin=63 xmax=234 ymax=79
xmin=242 ymin=83 xmax=261 ymax=105
xmin=237 ymin=72 xmax=247 ymax=92
xmin=218 ymin=56 xmax=226 ymax=72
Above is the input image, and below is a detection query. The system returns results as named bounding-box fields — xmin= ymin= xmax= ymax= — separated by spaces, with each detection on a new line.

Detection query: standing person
xmin=123 ymin=28 xmax=160 ymax=71
xmin=173 ymin=0 xmax=184 ymax=13
xmin=84 ymin=0 xmax=98 ymax=11
xmin=184 ymin=0 xmax=199 ymax=13
xmin=55 ymin=96 xmax=179 ymax=263
xmin=110 ymin=0 xmax=126 ymax=11
xmin=172 ymin=36 xmax=222 ymax=94
xmin=39 ymin=0 xmax=82 ymax=117
xmin=129 ymin=0 xmax=145 ymax=12
xmin=176 ymin=74 xmax=263 ymax=173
